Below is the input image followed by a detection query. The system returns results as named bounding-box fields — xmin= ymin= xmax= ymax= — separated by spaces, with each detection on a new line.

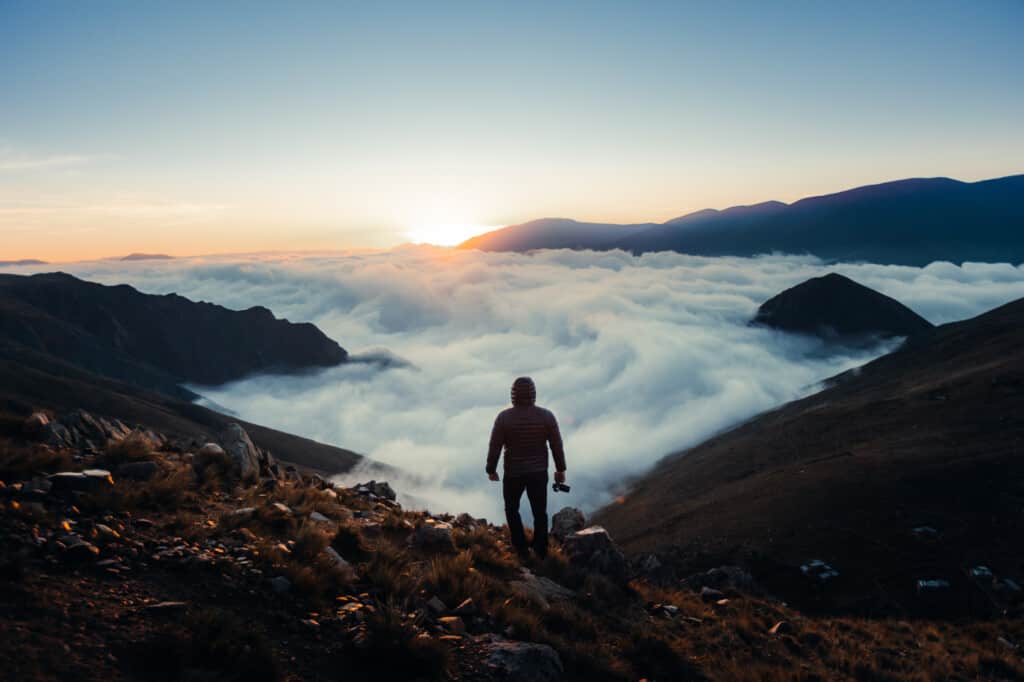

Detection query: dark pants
xmin=503 ymin=471 xmax=548 ymax=556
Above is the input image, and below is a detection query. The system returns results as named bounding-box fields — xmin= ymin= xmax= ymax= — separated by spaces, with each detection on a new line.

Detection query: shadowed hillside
xmin=0 ymin=272 xmax=348 ymax=398
xmin=595 ymin=293 xmax=1024 ymax=615
xmin=4 ymin=410 xmax=1023 ymax=681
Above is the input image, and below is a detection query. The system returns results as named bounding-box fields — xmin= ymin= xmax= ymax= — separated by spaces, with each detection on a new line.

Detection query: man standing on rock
xmin=486 ymin=376 xmax=567 ymax=560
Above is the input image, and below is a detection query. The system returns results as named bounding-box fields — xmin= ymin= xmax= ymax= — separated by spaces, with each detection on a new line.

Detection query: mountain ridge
xmin=459 ymin=174 xmax=1024 ymax=265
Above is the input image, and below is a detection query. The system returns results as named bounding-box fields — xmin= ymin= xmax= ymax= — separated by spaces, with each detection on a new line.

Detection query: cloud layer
xmin=12 ymin=249 xmax=1024 ymax=520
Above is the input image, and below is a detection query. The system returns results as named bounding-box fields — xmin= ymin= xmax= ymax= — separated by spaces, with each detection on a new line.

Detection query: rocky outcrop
xmin=563 ymin=526 xmax=628 ymax=581
xmin=478 ymin=635 xmax=564 ymax=682
xmin=220 ymin=423 xmax=261 ymax=482
xmin=551 ymin=506 xmax=586 ymax=540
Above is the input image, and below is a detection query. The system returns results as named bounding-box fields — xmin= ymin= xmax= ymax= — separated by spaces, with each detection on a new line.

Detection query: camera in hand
xmin=552 ymin=482 xmax=571 ymax=493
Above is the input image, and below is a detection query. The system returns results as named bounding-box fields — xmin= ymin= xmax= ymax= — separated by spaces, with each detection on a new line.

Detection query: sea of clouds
xmin=16 ymin=248 xmax=1024 ymax=520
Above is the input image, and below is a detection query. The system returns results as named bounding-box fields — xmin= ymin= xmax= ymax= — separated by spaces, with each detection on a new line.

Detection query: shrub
xmin=97 ymin=435 xmax=155 ymax=469
xmin=329 ymin=602 xmax=449 ymax=682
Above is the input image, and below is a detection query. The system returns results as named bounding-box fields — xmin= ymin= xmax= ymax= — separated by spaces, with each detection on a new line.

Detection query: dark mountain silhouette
xmin=594 ymin=294 xmax=1024 ymax=614
xmin=752 ymin=273 xmax=934 ymax=341
xmin=120 ymin=253 xmax=174 ymax=261
xmin=0 ymin=272 xmax=347 ymax=398
xmin=458 ymin=217 xmax=654 ymax=252
xmin=0 ymin=259 xmax=48 ymax=266
xmin=459 ymin=175 xmax=1024 ymax=265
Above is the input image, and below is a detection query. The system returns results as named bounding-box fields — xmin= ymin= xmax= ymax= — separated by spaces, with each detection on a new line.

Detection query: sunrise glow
xmin=403 ymin=223 xmax=497 ymax=247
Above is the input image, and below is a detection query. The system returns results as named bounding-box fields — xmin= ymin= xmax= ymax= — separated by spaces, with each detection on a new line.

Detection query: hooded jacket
xmin=486 ymin=378 xmax=566 ymax=476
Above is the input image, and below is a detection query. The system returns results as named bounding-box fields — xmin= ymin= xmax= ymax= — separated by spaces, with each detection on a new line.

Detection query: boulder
xmin=115 ymin=461 xmax=160 ymax=481
xmin=510 ymin=569 xmax=575 ymax=608
xmin=563 ymin=526 xmax=627 ymax=580
xmin=551 ymin=507 xmax=586 ymax=541
xmin=194 ymin=443 xmax=231 ymax=479
xmin=221 ymin=423 xmax=260 ymax=482
xmin=478 ymin=636 xmax=563 ymax=682
xmin=269 ymin=576 xmax=291 ymax=594
xmin=408 ymin=519 xmax=455 ymax=550
xmin=322 ymin=547 xmax=355 ymax=580
xmin=357 ymin=480 xmax=397 ymax=501
xmin=49 ymin=469 xmax=114 ymax=494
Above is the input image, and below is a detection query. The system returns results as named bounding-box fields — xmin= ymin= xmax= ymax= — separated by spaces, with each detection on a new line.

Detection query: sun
xmin=404 ymin=222 xmax=497 ymax=247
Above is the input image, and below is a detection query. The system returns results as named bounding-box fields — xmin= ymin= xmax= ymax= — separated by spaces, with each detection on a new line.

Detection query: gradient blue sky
xmin=2 ymin=1 xmax=1022 ymax=259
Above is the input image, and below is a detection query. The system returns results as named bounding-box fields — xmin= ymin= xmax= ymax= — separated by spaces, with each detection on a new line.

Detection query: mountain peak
xmin=752 ymin=272 xmax=934 ymax=340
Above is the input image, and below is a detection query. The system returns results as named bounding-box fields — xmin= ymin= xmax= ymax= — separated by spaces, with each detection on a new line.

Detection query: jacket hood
xmin=511 ymin=376 xmax=536 ymax=406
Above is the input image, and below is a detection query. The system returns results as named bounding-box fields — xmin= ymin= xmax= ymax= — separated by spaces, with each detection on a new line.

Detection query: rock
xmin=479 ymin=636 xmax=564 ymax=682
xmin=229 ymin=507 xmax=257 ymax=519
xmin=684 ymin=565 xmax=755 ymax=592
xmin=270 ymin=502 xmax=292 ymax=515
xmin=357 ymin=480 xmax=397 ymax=501
xmin=438 ymin=616 xmax=466 ymax=635
xmin=309 ymin=511 xmax=331 ymax=524
xmin=322 ymin=547 xmax=354 ymax=579
xmin=59 ymin=535 xmax=100 ymax=562
xmin=221 ymin=423 xmax=260 ymax=482
xmin=408 ymin=520 xmax=455 ymax=550
xmin=700 ymin=587 xmax=725 ymax=602
xmin=115 ymin=461 xmax=160 ymax=481
xmin=194 ymin=443 xmax=231 ymax=479
xmin=269 ymin=576 xmax=291 ymax=594
xmin=511 ymin=569 xmax=575 ymax=608
xmin=563 ymin=526 xmax=627 ymax=580
xmin=769 ymin=620 xmax=793 ymax=635
xmin=426 ymin=597 xmax=448 ymax=615
xmin=19 ymin=477 xmax=53 ymax=499
xmin=144 ymin=601 xmax=189 ymax=613
xmin=453 ymin=598 xmax=476 ymax=616
xmin=551 ymin=507 xmax=586 ymax=540
xmin=23 ymin=412 xmax=50 ymax=437
xmin=49 ymin=470 xmax=113 ymax=494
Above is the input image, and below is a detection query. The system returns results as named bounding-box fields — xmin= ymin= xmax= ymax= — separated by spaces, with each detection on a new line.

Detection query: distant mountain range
xmin=0 ymin=272 xmax=348 ymax=400
xmin=460 ymin=174 xmax=1024 ymax=265
xmin=120 ymin=253 xmax=174 ymax=261
xmin=0 ymin=259 xmax=48 ymax=266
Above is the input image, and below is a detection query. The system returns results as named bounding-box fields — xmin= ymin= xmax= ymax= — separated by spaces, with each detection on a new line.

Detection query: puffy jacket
xmin=486 ymin=405 xmax=566 ymax=476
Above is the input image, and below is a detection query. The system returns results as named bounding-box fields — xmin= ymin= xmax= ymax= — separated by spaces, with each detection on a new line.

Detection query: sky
xmin=1 ymin=1 xmax=1022 ymax=260
xmin=15 ymin=250 xmax=1024 ymax=518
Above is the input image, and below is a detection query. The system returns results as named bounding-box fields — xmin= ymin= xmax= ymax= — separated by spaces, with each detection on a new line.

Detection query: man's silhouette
xmin=486 ymin=376 xmax=566 ymax=560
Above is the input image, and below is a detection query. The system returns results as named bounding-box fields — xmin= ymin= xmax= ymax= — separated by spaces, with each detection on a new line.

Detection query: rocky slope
xmin=595 ymin=294 xmax=1024 ymax=616
xmin=459 ymin=174 xmax=1024 ymax=265
xmin=0 ymin=272 xmax=347 ymax=397
xmin=751 ymin=272 xmax=934 ymax=341
xmin=3 ymin=411 xmax=1024 ymax=681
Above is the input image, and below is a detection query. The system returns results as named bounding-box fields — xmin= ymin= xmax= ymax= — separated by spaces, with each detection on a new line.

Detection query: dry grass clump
xmin=0 ymin=439 xmax=73 ymax=480
xmin=91 ymin=461 xmax=195 ymax=512
xmin=96 ymin=435 xmax=155 ymax=469
xmin=328 ymin=601 xmax=450 ymax=682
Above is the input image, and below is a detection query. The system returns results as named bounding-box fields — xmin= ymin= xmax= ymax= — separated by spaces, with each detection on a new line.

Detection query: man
xmin=486 ymin=376 xmax=567 ymax=560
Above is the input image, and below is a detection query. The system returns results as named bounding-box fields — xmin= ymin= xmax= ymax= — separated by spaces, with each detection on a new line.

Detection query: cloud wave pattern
xmin=12 ymin=248 xmax=1024 ymax=519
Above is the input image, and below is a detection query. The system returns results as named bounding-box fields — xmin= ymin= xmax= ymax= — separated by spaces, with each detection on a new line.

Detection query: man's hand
xmin=554 ymin=470 xmax=566 ymax=484
xmin=488 ymin=471 xmax=500 ymax=482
